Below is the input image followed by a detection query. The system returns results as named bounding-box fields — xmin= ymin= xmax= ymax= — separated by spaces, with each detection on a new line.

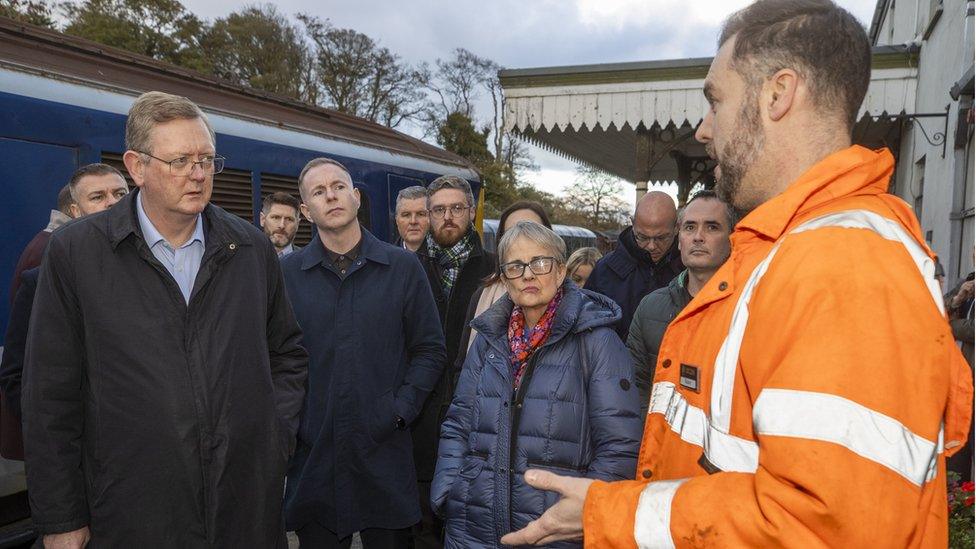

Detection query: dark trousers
xmin=297 ymin=522 xmax=410 ymax=549
xmin=410 ymin=481 xmax=443 ymax=549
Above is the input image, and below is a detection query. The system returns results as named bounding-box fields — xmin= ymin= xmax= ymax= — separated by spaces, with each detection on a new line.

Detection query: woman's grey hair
xmin=395 ymin=185 xmax=428 ymax=213
xmin=497 ymin=221 xmax=567 ymax=265
xmin=566 ymin=247 xmax=602 ymax=275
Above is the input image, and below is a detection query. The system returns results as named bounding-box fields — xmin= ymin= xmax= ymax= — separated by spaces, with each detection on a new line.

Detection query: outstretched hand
xmin=500 ymin=469 xmax=594 ymax=546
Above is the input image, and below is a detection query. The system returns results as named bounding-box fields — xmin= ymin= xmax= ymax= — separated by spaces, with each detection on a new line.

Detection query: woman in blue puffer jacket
xmin=431 ymin=221 xmax=643 ymax=548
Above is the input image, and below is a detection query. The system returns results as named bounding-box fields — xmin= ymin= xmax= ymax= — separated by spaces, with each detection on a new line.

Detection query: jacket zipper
xmin=507 ymin=351 xmax=542 ymax=536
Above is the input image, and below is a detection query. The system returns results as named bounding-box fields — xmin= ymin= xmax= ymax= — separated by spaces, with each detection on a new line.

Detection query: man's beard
xmin=711 ymin=86 xmax=765 ymax=212
xmin=432 ymin=221 xmax=469 ymax=248
xmin=264 ymin=227 xmax=294 ymax=248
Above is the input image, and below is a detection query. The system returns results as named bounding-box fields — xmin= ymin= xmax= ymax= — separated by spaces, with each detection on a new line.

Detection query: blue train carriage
xmin=482 ymin=219 xmax=597 ymax=255
xmin=0 ymin=16 xmax=479 ymax=541
xmin=0 ymin=16 xmax=481 ymax=343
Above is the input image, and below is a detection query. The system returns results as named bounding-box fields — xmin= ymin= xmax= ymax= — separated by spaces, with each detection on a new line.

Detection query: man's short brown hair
xmin=262 ymin=192 xmax=300 ymax=215
xmin=719 ymin=0 xmax=871 ymax=128
xmin=125 ymin=91 xmax=216 ymax=154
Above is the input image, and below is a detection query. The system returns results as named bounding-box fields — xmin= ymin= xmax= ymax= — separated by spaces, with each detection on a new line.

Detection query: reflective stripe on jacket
xmin=583 ymin=146 xmax=974 ymax=548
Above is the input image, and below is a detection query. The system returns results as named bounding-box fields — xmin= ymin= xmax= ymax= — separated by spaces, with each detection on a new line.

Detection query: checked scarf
xmin=508 ymin=287 xmax=564 ymax=391
xmin=426 ymin=231 xmax=474 ymax=295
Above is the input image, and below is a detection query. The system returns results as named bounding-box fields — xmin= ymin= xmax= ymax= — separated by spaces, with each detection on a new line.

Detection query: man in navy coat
xmin=281 ymin=158 xmax=446 ymax=549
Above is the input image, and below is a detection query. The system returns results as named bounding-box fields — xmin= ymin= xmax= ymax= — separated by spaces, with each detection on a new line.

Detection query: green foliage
xmin=203 ymin=5 xmax=311 ymax=101
xmin=948 ymin=471 xmax=975 ymax=549
xmin=299 ymin=14 xmax=425 ymax=128
xmin=0 ymin=0 xmax=55 ymax=27
xmin=62 ymin=0 xmax=208 ymax=71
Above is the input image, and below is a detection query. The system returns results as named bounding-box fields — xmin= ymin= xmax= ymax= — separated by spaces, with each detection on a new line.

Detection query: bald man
xmin=584 ymin=191 xmax=683 ymax=340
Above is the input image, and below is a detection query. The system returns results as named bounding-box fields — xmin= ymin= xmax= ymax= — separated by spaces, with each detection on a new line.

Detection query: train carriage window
xmin=103 ymin=152 xmax=253 ymax=222
xmin=260 ymin=173 xmax=312 ymax=247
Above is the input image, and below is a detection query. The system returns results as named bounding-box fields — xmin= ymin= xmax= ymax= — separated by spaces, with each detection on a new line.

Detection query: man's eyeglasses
xmin=429 ymin=204 xmax=471 ymax=219
xmin=500 ymin=256 xmax=560 ymax=280
xmin=139 ymin=151 xmax=226 ymax=177
xmin=633 ymin=228 xmax=675 ymax=247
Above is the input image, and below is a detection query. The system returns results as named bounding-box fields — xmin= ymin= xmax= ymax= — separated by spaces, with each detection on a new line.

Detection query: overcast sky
xmin=182 ymin=0 xmax=879 ymax=208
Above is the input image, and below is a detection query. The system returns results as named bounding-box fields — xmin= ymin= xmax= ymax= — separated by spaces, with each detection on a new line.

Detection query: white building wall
xmin=877 ymin=0 xmax=975 ymax=285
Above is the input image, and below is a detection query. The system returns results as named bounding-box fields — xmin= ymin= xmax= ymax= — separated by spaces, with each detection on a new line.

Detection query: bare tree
xmin=563 ymin=165 xmax=629 ymax=228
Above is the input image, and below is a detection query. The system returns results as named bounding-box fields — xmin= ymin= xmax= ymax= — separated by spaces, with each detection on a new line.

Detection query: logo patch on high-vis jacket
xmin=679 ymin=363 xmax=700 ymax=393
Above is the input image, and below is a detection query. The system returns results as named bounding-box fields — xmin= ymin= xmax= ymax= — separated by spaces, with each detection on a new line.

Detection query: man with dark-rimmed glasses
xmin=411 ymin=175 xmax=495 ymax=549
xmin=584 ymin=190 xmax=684 ymax=341
xmin=23 ymin=91 xmax=307 ymax=548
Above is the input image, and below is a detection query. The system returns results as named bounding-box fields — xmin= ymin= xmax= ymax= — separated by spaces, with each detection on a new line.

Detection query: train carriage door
xmin=387 ymin=174 xmax=426 ymax=243
xmin=0 ymin=138 xmax=78 ymax=344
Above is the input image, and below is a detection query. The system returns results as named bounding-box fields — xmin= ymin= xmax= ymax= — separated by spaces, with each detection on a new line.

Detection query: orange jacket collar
xmin=736 ymin=145 xmax=896 ymax=240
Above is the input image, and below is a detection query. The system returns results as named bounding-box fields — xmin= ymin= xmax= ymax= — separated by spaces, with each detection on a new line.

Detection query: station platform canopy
xmin=500 ymin=45 xmax=919 ymax=204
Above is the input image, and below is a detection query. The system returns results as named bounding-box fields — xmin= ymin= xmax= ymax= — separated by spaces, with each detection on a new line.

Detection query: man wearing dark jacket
xmin=585 ymin=191 xmax=683 ymax=340
xmin=626 ymin=190 xmax=734 ymax=415
xmin=1 ymin=164 xmax=129 ymax=461
xmin=23 ymin=91 xmax=308 ymax=548
xmin=281 ymin=158 xmax=445 ymax=548
xmin=412 ymin=175 xmax=495 ymax=548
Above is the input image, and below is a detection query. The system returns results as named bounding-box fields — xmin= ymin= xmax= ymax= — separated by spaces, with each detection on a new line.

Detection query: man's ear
xmin=69 ymin=202 xmax=81 ymax=219
xmin=122 ymin=150 xmax=146 ymax=188
xmin=259 ymin=211 xmax=267 ymax=228
xmin=300 ymin=203 xmax=313 ymax=224
xmin=766 ymin=68 xmax=799 ymax=122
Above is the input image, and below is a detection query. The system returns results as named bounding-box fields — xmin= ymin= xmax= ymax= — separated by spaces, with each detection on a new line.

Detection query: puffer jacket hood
xmin=433 ymin=280 xmax=642 ymax=548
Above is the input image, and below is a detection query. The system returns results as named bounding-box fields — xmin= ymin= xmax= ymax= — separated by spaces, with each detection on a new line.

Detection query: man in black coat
xmin=626 ymin=190 xmax=734 ymax=415
xmin=585 ymin=191 xmax=683 ymax=340
xmin=412 ymin=176 xmax=495 ymax=549
xmin=23 ymin=91 xmax=308 ymax=548
xmin=281 ymin=158 xmax=445 ymax=548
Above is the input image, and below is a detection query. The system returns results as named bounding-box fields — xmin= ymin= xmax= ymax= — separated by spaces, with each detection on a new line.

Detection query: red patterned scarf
xmin=508 ymin=288 xmax=563 ymax=390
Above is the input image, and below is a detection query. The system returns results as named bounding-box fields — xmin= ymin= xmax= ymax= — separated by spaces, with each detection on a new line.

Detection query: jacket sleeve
xmin=625 ymin=298 xmax=653 ymax=416
xmin=430 ymin=335 xmax=483 ymax=516
xmin=584 ymin=328 xmax=642 ymax=482
xmin=0 ymin=270 xmax=37 ymax=420
xmin=583 ymin=233 xmax=974 ymax=548
xmin=453 ymin=285 xmax=484 ymax=374
xmin=394 ymin=254 xmax=447 ymax=425
xmin=264 ymin=244 xmax=308 ymax=456
xmin=22 ymin=234 xmax=91 ymax=535
xmin=950 ymin=317 xmax=974 ymax=345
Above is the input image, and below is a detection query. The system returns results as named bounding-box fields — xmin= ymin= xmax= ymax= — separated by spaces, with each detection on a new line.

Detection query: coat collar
xmin=104 ymin=189 xmax=252 ymax=251
xmin=300 ymin=226 xmax=390 ymax=271
xmin=605 ymin=226 xmax=681 ymax=279
xmin=735 ymin=145 xmax=895 ymax=241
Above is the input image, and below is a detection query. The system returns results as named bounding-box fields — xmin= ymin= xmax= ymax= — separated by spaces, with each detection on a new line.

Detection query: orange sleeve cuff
xmin=583 ymin=480 xmax=647 ymax=549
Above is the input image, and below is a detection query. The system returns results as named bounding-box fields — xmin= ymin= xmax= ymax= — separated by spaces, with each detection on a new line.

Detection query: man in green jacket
xmin=626 ymin=190 xmax=735 ymax=415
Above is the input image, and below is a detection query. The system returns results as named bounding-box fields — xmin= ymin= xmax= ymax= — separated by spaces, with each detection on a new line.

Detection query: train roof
xmin=0 ymin=16 xmax=478 ymax=176
xmin=483 ymin=219 xmax=597 ymax=238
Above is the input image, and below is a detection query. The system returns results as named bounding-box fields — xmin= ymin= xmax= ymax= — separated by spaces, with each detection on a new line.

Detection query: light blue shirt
xmin=137 ymin=192 xmax=205 ymax=303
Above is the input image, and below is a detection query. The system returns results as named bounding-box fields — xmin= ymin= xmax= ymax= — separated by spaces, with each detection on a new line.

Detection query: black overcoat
xmin=281 ymin=229 xmax=446 ymax=538
xmin=22 ymin=191 xmax=308 ymax=547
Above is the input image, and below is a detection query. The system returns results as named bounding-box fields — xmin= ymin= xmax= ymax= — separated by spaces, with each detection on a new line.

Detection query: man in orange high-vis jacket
xmin=500 ymin=1 xmax=974 ymax=547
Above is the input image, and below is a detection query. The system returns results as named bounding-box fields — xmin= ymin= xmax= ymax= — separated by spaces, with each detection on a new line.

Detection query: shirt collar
xmin=137 ymin=191 xmax=204 ymax=249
